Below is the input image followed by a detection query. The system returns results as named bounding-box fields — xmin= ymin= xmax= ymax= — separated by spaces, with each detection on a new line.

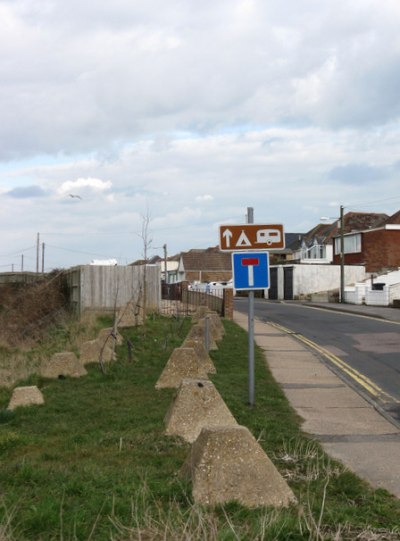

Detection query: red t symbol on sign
xmin=241 ymin=257 xmax=260 ymax=286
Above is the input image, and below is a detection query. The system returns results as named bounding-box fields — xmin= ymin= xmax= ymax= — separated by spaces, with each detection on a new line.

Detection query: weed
xmin=0 ymin=316 xmax=399 ymax=540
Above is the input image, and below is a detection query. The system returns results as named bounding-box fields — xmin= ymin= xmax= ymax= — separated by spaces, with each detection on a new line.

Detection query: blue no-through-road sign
xmin=232 ymin=251 xmax=270 ymax=290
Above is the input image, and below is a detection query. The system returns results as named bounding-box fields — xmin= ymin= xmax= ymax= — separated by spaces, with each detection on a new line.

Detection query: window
xmin=335 ymin=233 xmax=361 ymax=254
xmin=306 ymin=244 xmax=326 ymax=259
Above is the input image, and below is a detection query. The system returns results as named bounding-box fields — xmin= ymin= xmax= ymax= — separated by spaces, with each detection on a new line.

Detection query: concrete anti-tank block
xmin=164 ymin=378 xmax=237 ymax=442
xmin=117 ymin=301 xmax=144 ymax=328
xmin=8 ymin=386 xmax=45 ymax=410
xmin=186 ymin=322 xmax=218 ymax=350
xmin=155 ymin=347 xmax=208 ymax=389
xmin=41 ymin=352 xmax=87 ymax=379
xmin=97 ymin=327 xmax=123 ymax=346
xmin=79 ymin=339 xmax=115 ymax=365
xmin=181 ymin=425 xmax=297 ymax=508
xmin=182 ymin=338 xmax=216 ymax=374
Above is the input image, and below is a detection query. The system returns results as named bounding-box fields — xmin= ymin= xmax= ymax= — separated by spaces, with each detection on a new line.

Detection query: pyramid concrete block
xmin=79 ymin=339 xmax=115 ymax=365
xmin=198 ymin=316 xmax=223 ymax=342
xmin=182 ymin=338 xmax=216 ymax=374
xmin=41 ymin=352 xmax=87 ymax=379
xmin=155 ymin=348 xmax=208 ymax=389
xmin=181 ymin=425 xmax=297 ymax=508
xmin=8 ymin=386 xmax=45 ymax=410
xmin=117 ymin=301 xmax=144 ymax=328
xmin=207 ymin=313 xmax=225 ymax=338
xmin=186 ymin=322 xmax=218 ymax=350
xmin=97 ymin=327 xmax=123 ymax=346
xmin=192 ymin=306 xmax=212 ymax=323
xmin=164 ymin=379 xmax=237 ymax=442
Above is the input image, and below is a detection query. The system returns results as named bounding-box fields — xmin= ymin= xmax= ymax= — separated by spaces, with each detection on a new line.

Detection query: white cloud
xmin=1 ymin=0 xmax=400 ymax=269
xmin=195 ymin=195 xmax=214 ymax=202
xmin=57 ymin=177 xmax=112 ymax=198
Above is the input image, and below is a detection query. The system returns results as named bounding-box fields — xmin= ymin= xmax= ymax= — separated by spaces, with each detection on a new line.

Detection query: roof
xmin=303 ymin=222 xmax=339 ymax=245
xmin=343 ymin=212 xmax=388 ymax=233
xmin=180 ymin=246 xmax=231 ymax=271
xmin=385 ymin=210 xmax=400 ymax=225
xmin=306 ymin=212 xmax=389 ymax=244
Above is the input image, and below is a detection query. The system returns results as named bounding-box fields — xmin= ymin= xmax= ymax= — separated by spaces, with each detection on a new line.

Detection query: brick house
xmin=176 ymin=246 xmax=232 ymax=283
xmin=333 ymin=211 xmax=400 ymax=273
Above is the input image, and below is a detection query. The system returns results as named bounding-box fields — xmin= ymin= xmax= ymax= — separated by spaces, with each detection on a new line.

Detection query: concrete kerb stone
xmin=180 ymin=425 xmax=297 ymax=508
xmin=182 ymin=338 xmax=216 ymax=374
xmin=8 ymin=386 xmax=45 ymax=410
xmin=41 ymin=352 xmax=88 ymax=379
xmin=164 ymin=378 xmax=237 ymax=442
xmin=155 ymin=347 xmax=209 ymax=389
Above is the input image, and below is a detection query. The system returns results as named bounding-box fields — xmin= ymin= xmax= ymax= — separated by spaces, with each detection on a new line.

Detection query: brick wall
xmin=185 ymin=271 xmax=232 ymax=283
xmin=223 ymin=288 xmax=234 ymax=320
xmin=333 ymin=229 xmax=400 ymax=273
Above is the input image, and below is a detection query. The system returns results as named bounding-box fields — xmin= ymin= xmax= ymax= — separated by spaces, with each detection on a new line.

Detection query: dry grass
xmin=0 ymin=275 xmax=113 ymax=388
xmin=0 ymin=271 xmax=68 ymax=349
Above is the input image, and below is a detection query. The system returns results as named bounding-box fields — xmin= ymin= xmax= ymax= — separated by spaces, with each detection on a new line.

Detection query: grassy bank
xmin=0 ymin=315 xmax=399 ymax=540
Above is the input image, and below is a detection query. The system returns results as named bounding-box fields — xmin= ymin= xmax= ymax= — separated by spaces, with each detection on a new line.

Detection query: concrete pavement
xmin=233 ymin=309 xmax=400 ymax=499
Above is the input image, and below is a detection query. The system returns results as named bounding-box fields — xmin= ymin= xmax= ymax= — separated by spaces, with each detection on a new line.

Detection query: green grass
xmin=0 ymin=315 xmax=399 ymax=540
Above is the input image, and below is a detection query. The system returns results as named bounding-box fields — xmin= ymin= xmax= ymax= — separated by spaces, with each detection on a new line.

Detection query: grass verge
xmin=0 ymin=315 xmax=399 ymax=540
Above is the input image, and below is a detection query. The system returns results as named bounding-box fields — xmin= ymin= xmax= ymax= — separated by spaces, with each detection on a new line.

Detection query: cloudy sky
xmin=1 ymin=0 xmax=400 ymax=271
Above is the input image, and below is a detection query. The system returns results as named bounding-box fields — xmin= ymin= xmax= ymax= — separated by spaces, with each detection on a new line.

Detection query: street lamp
xmin=320 ymin=205 xmax=345 ymax=303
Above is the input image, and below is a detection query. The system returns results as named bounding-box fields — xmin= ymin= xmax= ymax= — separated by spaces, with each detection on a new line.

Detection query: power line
xmin=346 ymin=195 xmax=400 ymax=212
xmin=46 ymin=243 xmax=120 ymax=259
xmin=0 ymin=245 xmax=36 ymax=259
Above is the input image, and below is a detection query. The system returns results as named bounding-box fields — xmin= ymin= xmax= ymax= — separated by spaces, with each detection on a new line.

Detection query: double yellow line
xmin=270 ymin=321 xmax=400 ymax=405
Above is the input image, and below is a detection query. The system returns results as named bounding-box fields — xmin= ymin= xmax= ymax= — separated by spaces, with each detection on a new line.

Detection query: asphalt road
xmin=234 ymin=298 xmax=400 ymax=424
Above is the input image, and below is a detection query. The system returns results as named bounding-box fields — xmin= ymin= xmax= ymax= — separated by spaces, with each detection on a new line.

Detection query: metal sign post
xmin=232 ymin=250 xmax=270 ymax=405
xmin=247 ymin=207 xmax=255 ymax=406
xmin=248 ymin=287 xmax=255 ymax=405
xmin=223 ymin=208 xmax=279 ymax=406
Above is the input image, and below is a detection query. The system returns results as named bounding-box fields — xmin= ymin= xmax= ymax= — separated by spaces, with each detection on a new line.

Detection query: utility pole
xmin=41 ymin=242 xmax=45 ymax=273
xmin=36 ymin=232 xmax=40 ymax=273
xmin=21 ymin=254 xmax=24 ymax=272
xmin=247 ymin=206 xmax=255 ymax=406
xmin=340 ymin=205 xmax=345 ymax=303
xmin=163 ymin=243 xmax=168 ymax=284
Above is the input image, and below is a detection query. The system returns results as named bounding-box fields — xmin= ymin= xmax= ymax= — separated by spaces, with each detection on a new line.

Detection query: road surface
xmin=234 ymin=299 xmax=400 ymax=425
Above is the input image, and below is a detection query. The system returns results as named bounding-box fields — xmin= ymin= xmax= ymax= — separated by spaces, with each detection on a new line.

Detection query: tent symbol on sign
xmin=236 ymin=231 xmax=251 ymax=247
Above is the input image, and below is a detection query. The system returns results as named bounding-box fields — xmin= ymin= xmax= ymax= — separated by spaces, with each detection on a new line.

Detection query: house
xmin=290 ymin=223 xmax=338 ymax=264
xmin=282 ymin=212 xmax=389 ymax=266
xmin=332 ymin=210 xmax=400 ymax=273
xmin=268 ymin=233 xmax=304 ymax=264
xmin=129 ymin=255 xmax=179 ymax=283
xmin=176 ymin=246 xmax=232 ymax=283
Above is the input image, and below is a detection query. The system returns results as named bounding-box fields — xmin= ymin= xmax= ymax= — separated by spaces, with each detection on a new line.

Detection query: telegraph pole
xmin=41 ymin=242 xmax=45 ymax=273
xmin=36 ymin=233 xmax=40 ymax=273
xmin=163 ymin=243 xmax=168 ymax=283
xmin=340 ymin=205 xmax=345 ymax=303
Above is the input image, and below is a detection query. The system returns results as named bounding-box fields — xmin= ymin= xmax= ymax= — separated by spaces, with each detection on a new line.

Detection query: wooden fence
xmin=65 ymin=265 xmax=160 ymax=316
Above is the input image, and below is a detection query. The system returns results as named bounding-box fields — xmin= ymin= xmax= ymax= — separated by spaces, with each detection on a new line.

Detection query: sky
xmin=1 ymin=0 xmax=400 ymax=272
